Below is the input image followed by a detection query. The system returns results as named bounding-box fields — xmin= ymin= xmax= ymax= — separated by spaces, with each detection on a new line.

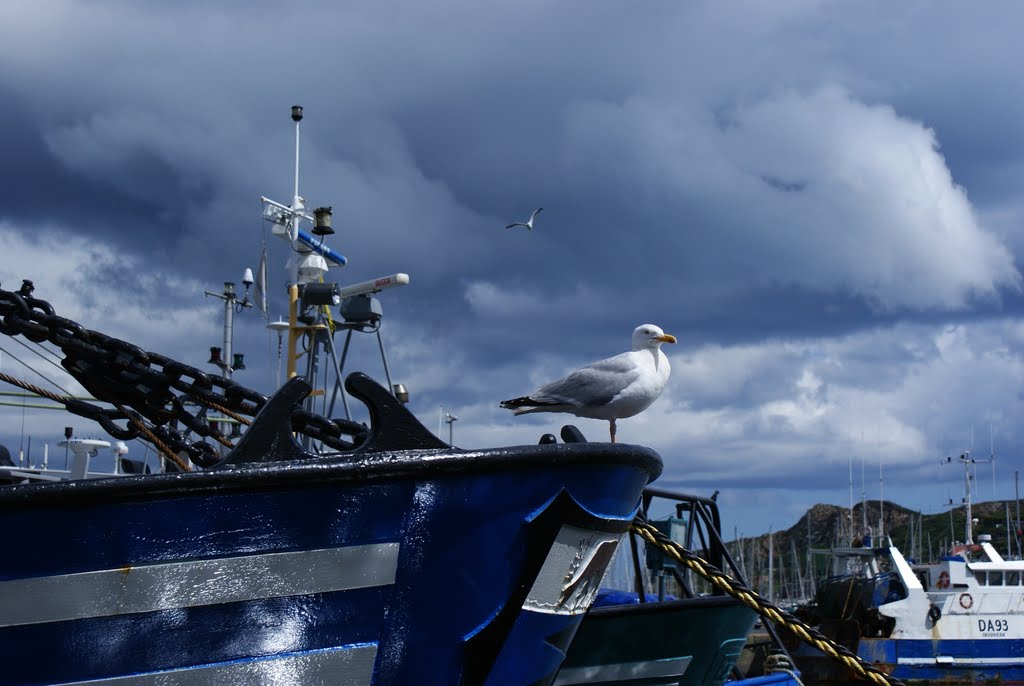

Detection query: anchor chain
xmin=0 ymin=280 xmax=360 ymax=463
xmin=631 ymin=517 xmax=907 ymax=686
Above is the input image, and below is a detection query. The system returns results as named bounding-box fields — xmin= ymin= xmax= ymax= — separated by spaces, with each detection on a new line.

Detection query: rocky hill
xmin=726 ymin=499 xmax=1023 ymax=601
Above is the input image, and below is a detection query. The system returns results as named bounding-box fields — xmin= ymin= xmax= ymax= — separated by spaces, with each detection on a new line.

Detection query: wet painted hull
xmin=726 ymin=673 xmax=802 ymax=686
xmin=555 ymin=595 xmax=757 ymax=686
xmin=796 ymin=636 xmax=1024 ymax=684
xmin=0 ymin=444 xmax=661 ymax=685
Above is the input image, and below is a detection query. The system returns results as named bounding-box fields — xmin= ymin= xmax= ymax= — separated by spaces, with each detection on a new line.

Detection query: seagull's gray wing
xmin=532 ymin=353 xmax=640 ymax=408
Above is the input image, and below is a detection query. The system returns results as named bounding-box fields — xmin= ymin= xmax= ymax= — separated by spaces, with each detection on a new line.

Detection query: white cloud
xmin=721 ymin=86 xmax=1021 ymax=309
xmin=558 ymin=86 xmax=1021 ymax=311
xmin=0 ymin=223 xmax=221 ymax=386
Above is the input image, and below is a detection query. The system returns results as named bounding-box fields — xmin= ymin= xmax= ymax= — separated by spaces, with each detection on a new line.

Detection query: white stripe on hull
xmin=553 ymin=656 xmax=691 ymax=685
xmin=899 ymin=655 xmax=1024 ymax=666
xmin=0 ymin=543 xmax=399 ymax=627
xmin=53 ymin=644 xmax=377 ymax=686
xmin=524 ymin=526 xmax=623 ymax=615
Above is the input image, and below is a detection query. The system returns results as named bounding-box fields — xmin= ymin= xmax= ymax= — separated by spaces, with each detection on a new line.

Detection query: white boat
xmin=791 ymin=454 xmax=1024 ymax=684
xmin=0 ymin=434 xmax=150 ymax=484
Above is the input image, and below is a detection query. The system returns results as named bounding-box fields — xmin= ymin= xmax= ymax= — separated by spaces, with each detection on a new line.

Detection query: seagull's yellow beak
xmin=657 ymin=333 xmax=677 ymax=344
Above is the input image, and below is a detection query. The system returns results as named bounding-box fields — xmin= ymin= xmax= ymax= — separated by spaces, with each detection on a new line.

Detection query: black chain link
xmin=0 ymin=280 xmax=360 ymax=462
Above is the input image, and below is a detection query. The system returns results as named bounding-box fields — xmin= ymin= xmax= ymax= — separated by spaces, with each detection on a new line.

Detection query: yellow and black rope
xmin=631 ymin=517 xmax=906 ymax=686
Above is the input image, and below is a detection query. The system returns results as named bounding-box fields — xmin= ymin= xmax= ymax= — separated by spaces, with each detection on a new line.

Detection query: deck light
xmin=313 ymin=207 xmax=335 ymax=236
xmin=301 ymin=282 xmax=342 ymax=307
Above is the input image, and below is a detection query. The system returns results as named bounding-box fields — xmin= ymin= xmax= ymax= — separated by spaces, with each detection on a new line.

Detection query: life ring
xmin=937 ymin=571 xmax=950 ymax=589
xmin=959 ymin=593 xmax=973 ymax=609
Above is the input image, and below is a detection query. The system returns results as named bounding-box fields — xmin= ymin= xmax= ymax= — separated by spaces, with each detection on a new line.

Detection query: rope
xmin=0 ymin=370 xmax=191 ymax=473
xmin=0 ymin=371 xmax=67 ymax=404
xmin=112 ymin=402 xmax=192 ymax=472
xmin=764 ymin=654 xmax=806 ymax=686
xmin=631 ymin=518 xmax=906 ymax=686
xmin=187 ymin=397 xmax=253 ymax=450
xmin=191 ymin=397 xmax=252 ymax=427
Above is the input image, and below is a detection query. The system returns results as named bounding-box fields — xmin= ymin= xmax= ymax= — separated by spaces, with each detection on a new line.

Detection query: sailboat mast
xmin=965 ymin=452 xmax=973 ymax=546
xmin=879 ymin=448 xmax=885 ymax=541
xmin=849 ymin=454 xmax=854 ymax=545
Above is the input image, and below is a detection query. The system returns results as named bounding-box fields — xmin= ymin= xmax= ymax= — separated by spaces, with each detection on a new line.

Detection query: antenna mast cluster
xmin=258 ymin=106 xmax=410 ymax=449
xmin=945 ymin=450 xmax=993 ymax=546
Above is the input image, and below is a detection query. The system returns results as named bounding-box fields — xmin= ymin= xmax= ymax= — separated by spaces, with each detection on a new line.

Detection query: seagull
xmin=505 ymin=207 xmax=543 ymax=231
xmin=500 ymin=324 xmax=677 ymax=443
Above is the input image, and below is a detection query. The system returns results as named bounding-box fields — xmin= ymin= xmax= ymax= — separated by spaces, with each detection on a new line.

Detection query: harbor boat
xmin=0 ymin=367 xmax=661 ymax=685
xmin=0 ymin=433 xmax=149 ymax=484
xmin=555 ymin=487 xmax=797 ymax=686
xmin=789 ymin=453 xmax=1024 ymax=684
xmin=0 ymin=106 xmax=664 ymax=685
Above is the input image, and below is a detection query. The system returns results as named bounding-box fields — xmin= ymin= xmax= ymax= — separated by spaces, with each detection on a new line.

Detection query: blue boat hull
xmin=864 ymin=637 xmax=1024 ymax=684
xmin=0 ymin=444 xmax=661 ymax=685
xmin=795 ymin=636 xmax=1024 ymax=684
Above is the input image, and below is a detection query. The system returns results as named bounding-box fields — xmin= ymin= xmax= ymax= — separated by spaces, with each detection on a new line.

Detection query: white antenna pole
xmin=965 ymin=452 xmax=974 ymax=546
xmin=861 ymin=449 xmax=867 ymax=535
xmin=293 ymin=108 xmax=301 ymax=204
xmin=849 ymin=454 xmax=854 ymax=544
xmin=288 ymin=105 xmax=304 ymax=244
xmin=879 ymin=446 xmax=884 ymax=541
xmin=991 ymin=423 xmax=996 ymax=498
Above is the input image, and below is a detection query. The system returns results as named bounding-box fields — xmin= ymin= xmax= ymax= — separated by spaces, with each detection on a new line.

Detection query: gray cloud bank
xmin=1 ymin=1 xmax=1023 ymax=534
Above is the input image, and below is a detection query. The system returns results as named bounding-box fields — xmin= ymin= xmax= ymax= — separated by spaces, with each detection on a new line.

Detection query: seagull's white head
xmin=632 ymin=324 xmax=677 ymax=351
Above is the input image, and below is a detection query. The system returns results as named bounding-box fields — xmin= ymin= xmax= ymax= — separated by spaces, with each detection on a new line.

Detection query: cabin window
xmin=975 ymin=571 xmax=987 ymax=585
xmin=989 ymin=571 xmax=1003 ymax=586
xmin=1008 ymin=571 xmax=1020 ymax=586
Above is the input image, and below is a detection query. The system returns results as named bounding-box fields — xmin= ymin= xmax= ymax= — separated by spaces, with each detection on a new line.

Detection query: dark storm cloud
xmin=2 ymin=0 xmax=1024 ymax=535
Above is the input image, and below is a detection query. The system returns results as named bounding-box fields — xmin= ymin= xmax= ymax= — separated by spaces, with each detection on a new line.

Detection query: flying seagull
xmin=500 ymin=324 xmax=677 ymax=443
xmin=505 ymin=207 xmax=543 ymax=231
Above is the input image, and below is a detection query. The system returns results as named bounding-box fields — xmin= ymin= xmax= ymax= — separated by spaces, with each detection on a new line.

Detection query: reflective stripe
xmin=900 ymin=656 xmax=1024 ymax=665
xmin=524 ymin=526 xmax=623 ymax=615
xmin=0 ymin=543 xmax=399 ymax=627
xmin=53 ymin=644 xmax=377 ymax=685
xmin=553 ymin=656 xmax=691 ymax=685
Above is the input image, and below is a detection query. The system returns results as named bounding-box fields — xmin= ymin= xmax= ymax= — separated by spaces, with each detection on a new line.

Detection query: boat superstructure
xmin=792 ymin=453 xmax=1024 ymax=684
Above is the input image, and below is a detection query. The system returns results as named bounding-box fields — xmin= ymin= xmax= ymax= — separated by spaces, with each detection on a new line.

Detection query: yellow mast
xmin=286 ymin=284 xmax=299 ymax=380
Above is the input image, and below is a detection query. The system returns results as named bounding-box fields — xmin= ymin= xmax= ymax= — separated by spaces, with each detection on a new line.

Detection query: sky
xmin=1 ymin=1 xmax=1023 ymax=540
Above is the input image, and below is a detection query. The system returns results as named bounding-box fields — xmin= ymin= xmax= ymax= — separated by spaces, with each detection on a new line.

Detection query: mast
xmin=861 ymin=453 xmax=868 ymax=537
xmin=260 ymin=106 xmax=410 ymax=449
xmin=1017 ymin=470 xmax=1022 ymax=558
xmin=879 ymin=447 xmax=884 ymax=541
xmin=945 ymin=450 xmax=989 ymax=547
xmin=848 ymin=454 xmax=854 ymax=545
xmin=965 ymin=452 xmax=973 ymax=545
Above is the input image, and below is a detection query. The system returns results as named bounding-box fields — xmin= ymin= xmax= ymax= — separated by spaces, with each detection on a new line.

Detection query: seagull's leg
xmin=609 ymin=419 xmax=617 ymax=443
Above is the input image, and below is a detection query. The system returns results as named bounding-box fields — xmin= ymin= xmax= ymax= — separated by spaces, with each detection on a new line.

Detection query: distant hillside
xmin=722 ymin=499 xmax=1024 ymax=602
